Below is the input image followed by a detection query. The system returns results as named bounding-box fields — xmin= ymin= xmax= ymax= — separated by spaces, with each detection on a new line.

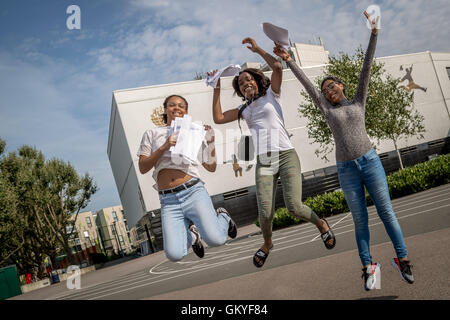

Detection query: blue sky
xmin=1 ymin=0 xmax=449 ymax=216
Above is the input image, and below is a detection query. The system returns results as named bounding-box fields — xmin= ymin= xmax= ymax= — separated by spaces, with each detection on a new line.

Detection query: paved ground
xmin=10 ymin=183 xmax=450 ymax=300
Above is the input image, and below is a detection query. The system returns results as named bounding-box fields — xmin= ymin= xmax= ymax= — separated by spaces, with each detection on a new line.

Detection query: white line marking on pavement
xmin=311 ymin=212 xmax=352 ymax=241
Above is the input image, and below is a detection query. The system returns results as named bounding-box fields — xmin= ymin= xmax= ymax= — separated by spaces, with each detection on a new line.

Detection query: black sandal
xmin=321 ymin=219 xmax=336 ymax=249
xmin=253 ymin=245 xmax=273 ymax=268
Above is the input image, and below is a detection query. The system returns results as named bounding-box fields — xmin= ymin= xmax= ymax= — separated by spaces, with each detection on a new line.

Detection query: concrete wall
xmin=20 ymin=266 xmax=96 ymax=294
xmin=291 ymin=42 xmax=329 ymax=67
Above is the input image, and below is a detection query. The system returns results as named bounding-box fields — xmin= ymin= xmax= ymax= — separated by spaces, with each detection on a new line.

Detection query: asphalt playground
xmin=10 ymin=183 xmax=450 ymax=300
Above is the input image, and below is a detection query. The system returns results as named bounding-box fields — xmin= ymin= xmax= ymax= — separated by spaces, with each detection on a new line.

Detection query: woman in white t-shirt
xmin=209 ymin=38 xmax=336 ymax=268
xmin=137 ymin=94 xmax=237 ymax=262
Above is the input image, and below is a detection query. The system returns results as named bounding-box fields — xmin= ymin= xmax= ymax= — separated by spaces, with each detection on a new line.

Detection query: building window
xmin=447 ymin=67 xmax=450 ymax=80
xmin=84 ymin=231 xmax=92 ymax=246
xmin=111 ymin=224 xmax=116 ymax=234
xmin=119 ymin=235 xmax=125 ymax=246
xmin=72 ymin=239 xmax=82 ymax=253
xmin=112 ymin=211 xmax=118 ymax=222
xmin=86 ymin=216 xmax=92 ymax=227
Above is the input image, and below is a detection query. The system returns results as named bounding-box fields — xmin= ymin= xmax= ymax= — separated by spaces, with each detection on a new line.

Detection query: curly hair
xmin=162 ymin=94 xmax=189 ymax=124
xmin=232 ymin=68 xmax=271 ymax=102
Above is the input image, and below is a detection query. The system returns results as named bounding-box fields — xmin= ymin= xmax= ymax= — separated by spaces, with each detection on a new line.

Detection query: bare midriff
xmin=157 ymin=169 xmax=193 ymax=190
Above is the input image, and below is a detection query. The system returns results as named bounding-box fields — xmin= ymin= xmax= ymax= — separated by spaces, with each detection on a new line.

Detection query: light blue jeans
xmin=159 ymin=179 xmax=231 ymax=262
xmin=337 ymin=148 xmax=408 ymax=267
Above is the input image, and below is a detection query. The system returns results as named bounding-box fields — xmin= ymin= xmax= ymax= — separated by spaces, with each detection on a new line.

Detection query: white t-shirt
xmin=137 ymin=126 xmax=209 ymax=189
xmin=237 ymin=86 xmax=294 ymax=155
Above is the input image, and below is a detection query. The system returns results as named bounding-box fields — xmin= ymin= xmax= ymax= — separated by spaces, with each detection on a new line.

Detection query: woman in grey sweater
xmin=273 ymin=11 xmax=414 ymax=290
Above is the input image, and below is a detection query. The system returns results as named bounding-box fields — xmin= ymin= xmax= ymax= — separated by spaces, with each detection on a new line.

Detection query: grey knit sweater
xmin=287 ymin=33 xmax=378 ymax=162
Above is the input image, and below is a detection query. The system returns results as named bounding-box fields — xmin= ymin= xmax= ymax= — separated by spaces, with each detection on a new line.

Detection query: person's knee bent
xmin=206 ymin=236 xmax=227 ymax=247
xmin=165 ymin=248 xmax=186 ymax=262
xmin=204 ymin=233 xmax=227 ymax=247
xmin=287 ymin=201 xmax=309 ymax=220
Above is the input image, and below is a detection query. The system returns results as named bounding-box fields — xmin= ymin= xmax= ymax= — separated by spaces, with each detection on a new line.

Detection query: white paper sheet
xmin=170 ymin=115 xmax=206 ymax=164
xmin=205 ymin=64 xmax=241 ymax=88
xmin=262 ymin=22 xmax=289 ymax=49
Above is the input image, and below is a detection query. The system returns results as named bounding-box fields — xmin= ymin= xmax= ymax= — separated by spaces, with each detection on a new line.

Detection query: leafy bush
xmin=272 ymin=208 xmax=301 ymax=229
xmin=387 ymin=154 xmax=450 ymax=198
xmin=304 ymin=190 xmax=349 ymax=217
xmin=255 ymin=154 xmax=449 ymax=228
xmin=254 ymin=207 xmax=300 ymax=230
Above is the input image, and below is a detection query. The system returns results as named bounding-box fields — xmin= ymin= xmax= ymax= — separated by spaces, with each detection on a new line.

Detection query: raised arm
xmin=354 ymin=11 xmax=379 ymax=104
xmin=273 ymin=44 xmax=323 ymax=110
xmin=243 ymin=37 xmax=283 ymax=94
xmin=208 ymin=71 xmax=239 ymax=124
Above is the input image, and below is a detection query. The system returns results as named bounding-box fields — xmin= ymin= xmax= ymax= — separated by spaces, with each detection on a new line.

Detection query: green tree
xmin=0 ymin=143 xmax=23 ymax=267
xmin=369 ymin=75 xmax=425 ymax=168
xmin=0 ymin=143 xmax=44 ymax=276
xmin=41 ymin=158 xmax=98 ymax=265
xmin=0 ymin=138 xmax=5 ymax=154
xmin=298 ymin=46 xmax=425 ymax=167
xmin=0 ymin=139 xmax=98 ymax=276
xmin=18 ymin=146 xmax=63 ymax=271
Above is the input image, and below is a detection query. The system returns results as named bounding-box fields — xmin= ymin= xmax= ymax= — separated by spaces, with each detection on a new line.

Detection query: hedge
xmin=255 ymin=154 xmax=450 ymax=229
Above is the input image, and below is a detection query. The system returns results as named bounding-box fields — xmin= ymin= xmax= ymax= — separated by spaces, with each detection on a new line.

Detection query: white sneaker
xmin=361 ymin=262 xmax=381 ymax=291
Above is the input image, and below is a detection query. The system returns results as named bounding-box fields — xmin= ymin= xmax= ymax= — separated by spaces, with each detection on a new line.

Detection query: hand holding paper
xmin=262 ymin=22 xmax=289 ymax=49
xmin=273 ymin=44 xmax=291 ymax=62
xmin=205 ymin=64 xmax=241 ymax=88
xmin=169 ymin=115 xmax=207 ymax=164
xmin=364 ymin=10 xmax=380 ymax=34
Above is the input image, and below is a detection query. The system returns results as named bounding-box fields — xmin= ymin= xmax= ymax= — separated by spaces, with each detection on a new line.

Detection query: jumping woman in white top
xmin=208 ymin=38 xmax=336 ymax=268
xmin=137 ymin=94 xmax=237 ymax=262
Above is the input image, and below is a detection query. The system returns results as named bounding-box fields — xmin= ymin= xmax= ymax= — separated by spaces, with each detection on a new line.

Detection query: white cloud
xmin=97 ymin=0 xmax=450 ymax=87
